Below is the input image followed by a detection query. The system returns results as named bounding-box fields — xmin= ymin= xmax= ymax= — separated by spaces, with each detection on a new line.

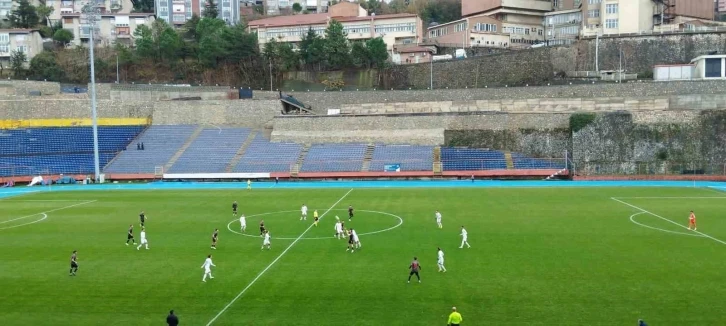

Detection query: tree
xmin=276 ymin=42 xmax=299 ymax=71
xmin=158 ymin=24 xmax=181 ymax=64
xmin=350 ymin=41 xmax=369 ymax=68
xmin=323 ymin=19 xmax=350 ymax=69
xmin=220 ymin=24 xmax=259 ymax=64
xmin=131 ymin=0 xmax=154 ymax=13
xmin=10 ymin=50 xmax=27 ymax=78
xmin=196 ymin=18 xmax=226 ymax=67
xmin=36 ymin=0 xmax=53 ymax=26
xmin=362 ymin=0 xmax=381 ymax=15
xmin=202 ymin=0 xmax=219 ymax=19
xmin=365 ymin=37 xmax=388 ymax=69
xmin=420 ymin=0 xmax=461 ymax=25
xmin=133 ymin=24 xmax=154 ymax=60
xmin=292 ymin=2 xmax=302 ymax=14
xmin=299 ymin=28 xmax=324 ymax=69
xmin=52 ymin=29 xmax=74 ymax=46
xmin=28 ymin=51 xmax=64 ymax=81
xmin=8 ymin=0 xmax=39 ymax=29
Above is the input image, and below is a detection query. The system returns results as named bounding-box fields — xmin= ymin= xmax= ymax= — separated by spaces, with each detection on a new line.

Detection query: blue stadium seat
xmin=369 ymin=144 xmax=433 ymax=171
xmin=441 ymin=148 xmax=507 ymax=171
xmin=511 ymin=153 xmax=566 ymax=170
xmin=168 ymin=128 xmax=251 ymax=173
xmin=103 ymin=125 xmax=197 ymax=174
xmin=301 ymin=143 xmax=367 ymax=172
xmin=233 ymin=134 xmax=302 ymax=173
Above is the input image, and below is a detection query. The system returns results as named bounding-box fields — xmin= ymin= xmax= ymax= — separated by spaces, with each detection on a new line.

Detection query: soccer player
xmin=259 ymin=220 xmax=266 ymax=237
xmin=437 ymin=247 xmax=447 ymax=272
xmin=239 ymin=214 xmax=247 ymax=232
xmin=232 ymin=201 xmax=238 ymax=217
xmin=126 ymin=224 xmax=136 ymax=245
xmin=435 ymin=210 xmax=443 ymax=229
xmin=313 ymin=210 xmax=319 ymax=227
xmin=408 ymin=257 xmax=421 ymax=283
xmin=352 ymin=228 xmax=361 ymax=249
xmin=69 ymin=250 xmax=78 ymax=276
xmin=139 ymin=211 xmax=147 ymax=227
xmin=346 ymin=229 xmax=355 ymax=253
xmin=247 ymin=179 xmax=251 ymax=190
xmin=262 ymin=230 xmax=271 ymax=250
xmin=201 ymin=254 xmax=215 ymax=282
xmin=348 ymin=205 xmax=354 ymax=221
xmin=300 ymin=204 xmax=308 ymax=221
xmin=447 ymin=307 xmax=463 ymax=326
xmin=211 ymin=229 xmax=219 ymax=250
xmin=137 ymin=227 xmax=149 ymax=250
xmin=459 ymin=226 xmax=470 ymax=249
xmin=334 ymin=220 xmax=343 ymax=239
xmin=688 ymin=210 xmax=697 ymax=230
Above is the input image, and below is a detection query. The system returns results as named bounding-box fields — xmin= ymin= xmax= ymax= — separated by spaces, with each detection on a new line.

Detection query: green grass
xmin=2 ymin=187 xmax=726 ymax=325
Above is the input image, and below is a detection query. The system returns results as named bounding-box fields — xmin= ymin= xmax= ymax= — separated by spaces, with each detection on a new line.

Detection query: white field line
xmin=0 ymin=200 xmax=97 ymax=225
xmin=0 ymin=190 xmax=42 ymax=200
xmin=613 ymin=197 xmax=726 ymax=199
xmin=612 ymin=197 xmax=726 ymax=246
xmin=628 ymin=212 xmax=703 ymax=237
xmin=0 ymin=213 xmax=47 ymax=230
xmin=205 ymin=188 xmax=354 ymax=326
xmin=0 ymin=199 xmax=97 ymax=202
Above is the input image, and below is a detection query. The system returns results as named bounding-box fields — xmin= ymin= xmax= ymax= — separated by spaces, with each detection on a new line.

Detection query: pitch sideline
xmin=205 ymin=188 xmax=354 ymax=326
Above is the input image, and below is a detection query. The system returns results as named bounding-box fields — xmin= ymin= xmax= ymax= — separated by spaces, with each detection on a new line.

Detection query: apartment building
xmin=659 ymin=0 xmax=714 ymax=22
xmin=461 ymin=0 xmax=551 ymax=44
xmin=61 ymin=13 xmax=155 ymax=46
xmin=426 ymin=15 xmax=509 ymax=49
xmin=0 ymin=29 xmax=43 ymax=67
xmin=156 ymin=0 xmax=241 ymax=26
xmin=35 ymin=0 xmax=135 ymax=25
xmin=544 ymin=9 xmax=581 ymax=45
xmin=248 ymin=2 xmax=423 ymax=51
xmin=720 ymin=0 xmax=726 ymax=13
xmin=265 ymin=0 xmax=329 ymax=16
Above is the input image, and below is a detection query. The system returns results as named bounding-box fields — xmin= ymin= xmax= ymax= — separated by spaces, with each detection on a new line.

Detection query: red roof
xmin=397 ymin=46 xmax=433 ymax=54
xmin=248 ymin=12 xmax=418 ymax=28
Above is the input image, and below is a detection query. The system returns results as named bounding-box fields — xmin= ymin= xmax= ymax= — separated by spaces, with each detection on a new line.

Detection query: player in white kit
xmin=334 ymin=220 xmax=343 ymax=239
xmin=239 ymin=214 xmax=247 ymax=232
xmin=262 ymin=230 xmax=271 ymax=250
xmin=435 ymin=210 xmax=443 ymax=229
xmin=459 ymin=226 xmax=470 ymax=248
xmin=300 ymin=204 xmax=308 ymax=221
xmin=136 ymin=227 xmax=149 ymax=250
xmin=351 ymin=228 xmax=361 ymax=249
xmin=437 ymin=247 xmax=447 ymax=272
xmin=201 ymin=254 xmax=215 ymax=282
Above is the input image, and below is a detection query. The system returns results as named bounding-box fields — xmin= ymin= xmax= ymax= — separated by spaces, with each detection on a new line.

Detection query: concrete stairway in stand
xmin=164 ymin=125 xmax=205 ymax=172
xmin=225 ymin=130 xmax=257 ymax=173
xmin=361 ymin=143 xmax=375 ymax=172
xmin=433 ymin=146 xmax=442 ymax=175
xmin=291 ymin=144 xmax=311 ymax=177
xmin=504 ymin=151 xmax=514 ymax=169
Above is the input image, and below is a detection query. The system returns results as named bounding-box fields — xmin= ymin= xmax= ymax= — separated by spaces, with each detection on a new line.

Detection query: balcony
xmin=61 ymin=0 xmax=73 ymax=8
xmin=502 ymin=0 xmax=552 ymax=12
xmin=110 ymin=1 xmax=121 ymax=10
xmin=116 ymin=27 xmax=130 ymax=38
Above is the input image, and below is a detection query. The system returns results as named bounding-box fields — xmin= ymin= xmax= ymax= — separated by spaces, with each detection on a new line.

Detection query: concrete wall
xmin=291 ymin=80 xmax=726 ymax=111
xmin=0 ymin=81 xmax=61 ymax=96
xmin=108 ymin=84 xmax=232 ymax=101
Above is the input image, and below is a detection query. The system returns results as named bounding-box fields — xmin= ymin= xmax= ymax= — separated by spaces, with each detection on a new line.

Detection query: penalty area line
xmin=0 ymin=200 xmax=97 ymax=229
xmin=205 ymin=188 xmax=354 ymax=326
xmin=611 ymin=197 xmax=726 ymax=246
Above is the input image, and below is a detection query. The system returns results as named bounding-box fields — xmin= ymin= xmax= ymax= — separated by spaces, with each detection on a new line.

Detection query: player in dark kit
xmin=232 ymin=201 xmax=238 ymax=216
xmin=126 ymin=224 xmax=136 ymax=245
xmin=139 ymin=211 xmax=146 ymax=227
xmin=211 ymin=229 xmax=219 ymax=249
xmin=348 ymin=205 xmax=354 ymax=221
xmin=346 ymin=229 xmax=355 ymax=252
xmin=69 ymin=250 xmax=79 ymax=276
xmin=408 ymin=257 xmax=421 ymax=283
xmin=259 ymin=220 xmax=266 ymax=237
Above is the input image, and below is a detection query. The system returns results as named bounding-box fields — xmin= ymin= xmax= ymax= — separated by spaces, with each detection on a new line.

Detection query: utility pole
xmin=83 ymin=1 xmax=100 ymax=182
xmin=269 ymin=60 xmax=273 ymax=91
xmin=429 ymin=55 xmax=433 ymax=89
xmin=116 ymin=54 xmax=119 ymax=84
xmin=619 ymin=45 xmax=623 ymax=84
xmin=595 ymin=33 xmax=599 ymax=72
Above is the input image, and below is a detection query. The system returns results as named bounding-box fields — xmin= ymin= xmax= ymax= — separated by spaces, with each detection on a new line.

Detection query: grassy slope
xmin=1 ymin=187 xmax=725 ymax=325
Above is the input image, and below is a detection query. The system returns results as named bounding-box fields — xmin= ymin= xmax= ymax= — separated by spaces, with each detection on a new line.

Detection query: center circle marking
xmin=226 ymin=209 xmax=403 ymax=240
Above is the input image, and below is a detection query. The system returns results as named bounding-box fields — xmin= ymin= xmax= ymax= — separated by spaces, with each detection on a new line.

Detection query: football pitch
xmin=2 ymin=186 xmax=726 ymax=325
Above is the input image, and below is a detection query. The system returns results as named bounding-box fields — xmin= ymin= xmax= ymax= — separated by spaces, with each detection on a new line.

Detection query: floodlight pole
xmin=84 ymin=2 xmax=100 ymax=181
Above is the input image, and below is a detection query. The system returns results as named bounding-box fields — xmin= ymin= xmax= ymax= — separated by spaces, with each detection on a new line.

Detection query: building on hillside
xmin=241 ymin=0 xmax=264 ymax=23
xmin=31 ymin=0 xmax=135 ymax=26
xmin=61 ymin=13 xmax=155 ymax=47
xmin=426 ymin=15 xmax=510 ymax=49
xmin=0 ymin=29 xmax=43 ymax=67
xmin=654 ymin=0 xmax=714 ymax=23
xmin=156 ymin=0 xmax=241 ymax=26
xmin=461 ymin=0 xmax=550 ymax=44
xmin=580 ymin=0 xmax=654 ymax=36
xmin=544 ymin=9 xmax=581 ymax=46
xmin=719 ymin=0 xmax=726 ymax=13
xmin=264 ymin=0 xmax=329 ymax=16
xmin=691 ymin=54 xmax=726 ymax=79
xmin=392 ymin=46 xmax=433 ymax=64
xmin=247 ymin=1 xmax=423 ymax=51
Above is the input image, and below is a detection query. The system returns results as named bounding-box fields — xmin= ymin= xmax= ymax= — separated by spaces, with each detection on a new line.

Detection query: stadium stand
xmin=0 ymin=126 xmax=143 ymax=177
xmin=369 ymin=144 xmax=434 ymax=172
xmin=441 ymin=148 xmax=507 ymax=171
xmin=233 ymin=134 xmax=303 ymax=173
xmin=300 ymin=143 xmax=367 ymax=172
xmin=511 ymin=152 xmax=566 ymax=170
xmin=168 ymin=127 xmax=251 ymax=173
xmin=104 ymin=125 xmax=197 ymax=174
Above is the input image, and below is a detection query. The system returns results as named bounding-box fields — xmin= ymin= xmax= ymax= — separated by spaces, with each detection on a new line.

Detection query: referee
xmin=447 ymin=306 xmax=463 ymax=326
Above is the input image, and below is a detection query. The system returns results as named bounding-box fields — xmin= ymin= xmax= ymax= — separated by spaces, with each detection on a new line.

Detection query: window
xmin=343 ymin=24 xmax=371 ymax=34
xmin=135 ymin=18 xmax=145 ymax=24
xmin=705 ymin=58 xmax=722 ymax=78
xmin=172 ymin=14 xmax=185 ymax=22
xmin=454 ymin=22 xmax=466 ymax=33
xmin=374 ymin=23 xmax=415 ymax=34
xmin=474 ymin=23 xmax=496 ymax=32
xmin=606 ymin=4 xmax=618 ymax=14
xmin=538 ymin=29 xmax=543 ymax=36
xmin=0 ymin=44 xmax=7 ymax=53
xmin=15 ymin=45 xmax=27 ymax=53
xmin=605 ymin=19 xmax=618 ymax=29
xmin=0 ymin=33 xmax=8 ymax=44
xmin=588 ymin=0 xmax=601 ymax=4
xmin=63 ymin=17 xmax=73 ymax=24
xmin=588 ymin=9 xmax=600 ymax=18
xmin=186 ymin=12 xmax=191 ymax=18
